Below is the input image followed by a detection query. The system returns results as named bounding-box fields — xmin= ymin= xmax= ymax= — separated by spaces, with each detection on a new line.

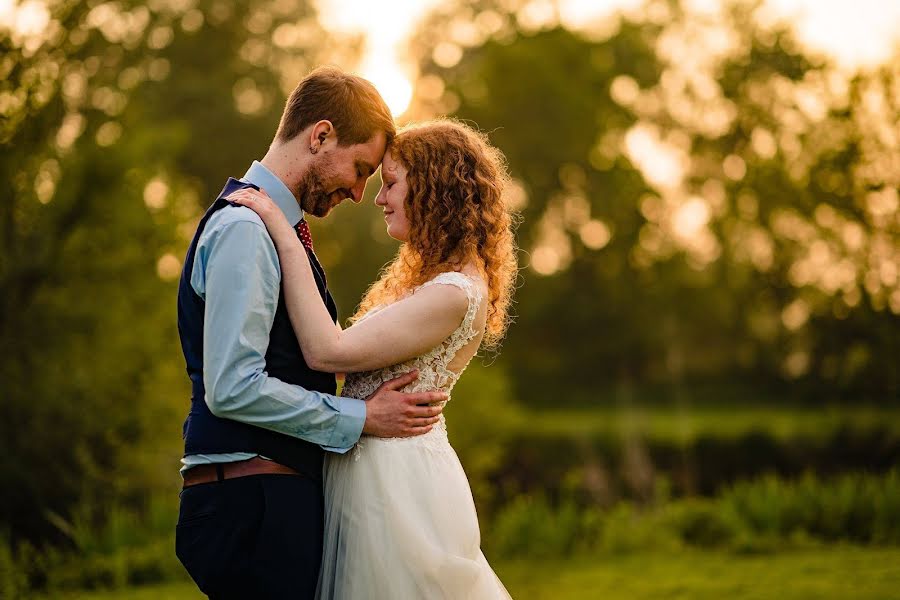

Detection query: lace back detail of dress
xmin=416 ymin=271 xmax=482 ymax=362
xmin=341 ymin=271 xmax=483 ymax=403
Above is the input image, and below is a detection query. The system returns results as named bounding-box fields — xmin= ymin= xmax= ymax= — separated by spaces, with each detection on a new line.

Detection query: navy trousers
xmin=176 ymin=474 xmax=324 ymax=599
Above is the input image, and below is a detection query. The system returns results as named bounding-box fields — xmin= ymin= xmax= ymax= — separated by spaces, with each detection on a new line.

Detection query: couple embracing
xmin=175 ymin=66 xmax=517 ymax=599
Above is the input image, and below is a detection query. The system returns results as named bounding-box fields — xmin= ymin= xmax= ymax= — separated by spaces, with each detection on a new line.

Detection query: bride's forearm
xmin=277 ymin=239 xmax=345 ymax=371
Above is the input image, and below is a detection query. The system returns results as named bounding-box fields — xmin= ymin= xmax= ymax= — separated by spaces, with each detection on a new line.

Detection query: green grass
xmin=47 ymin=581 xmax=196 ymax=600
xmin=52 ymin=546 xmax=900 ymax=600
xmin=513 ymin=405 xmax=900 ymax=442
xmin=495 ymin=546 xmax=900 ymax=599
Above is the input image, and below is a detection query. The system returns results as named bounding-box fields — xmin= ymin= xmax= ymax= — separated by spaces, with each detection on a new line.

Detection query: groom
xmin=175 ymin=66 xmax=446 ymax=599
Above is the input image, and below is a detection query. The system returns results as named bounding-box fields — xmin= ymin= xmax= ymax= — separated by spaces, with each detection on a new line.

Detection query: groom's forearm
xmin=199 ymin=217 xmax=365 ymax=451
xmin=204 ymin=363 xmax=366 ymax=451
xmin=203 ymin=291 xmax=367 ymax=450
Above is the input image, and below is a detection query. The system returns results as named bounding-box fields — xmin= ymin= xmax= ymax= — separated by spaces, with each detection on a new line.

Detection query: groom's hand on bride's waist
xmin=362 ymin=370 xmax=446 ymax=438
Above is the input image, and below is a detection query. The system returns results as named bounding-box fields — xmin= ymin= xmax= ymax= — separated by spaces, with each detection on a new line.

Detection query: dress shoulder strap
xmin=416 ymin=272 xmax=484 ymax=350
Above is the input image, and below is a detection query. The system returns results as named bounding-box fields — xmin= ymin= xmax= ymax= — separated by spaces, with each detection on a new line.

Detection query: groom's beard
xmin=297 ymin=163 xmax=347 ymax=218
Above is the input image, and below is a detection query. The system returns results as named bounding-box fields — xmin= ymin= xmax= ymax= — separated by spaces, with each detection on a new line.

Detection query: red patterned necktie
xmin=295 ymin=219 xmax=314 ymax=253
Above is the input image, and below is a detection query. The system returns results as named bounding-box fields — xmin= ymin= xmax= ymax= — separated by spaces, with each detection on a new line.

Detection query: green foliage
xmin=0 ymin=0 xmax=193 ymax=541
xmin=445 ymin=361 xmax=524 ymax=506
xmin=479 ymin=405 xmax=900 ymax=513
xmin=485 ymin=469 xmax=900 ymax=559
xmin=490 ymin=495 xmax=600 ymax=558
xmin=1 ymin=495 xmax=185 ymax=597
xmin=419 ymin=2 xmax=900 ymax=404
xmin=722 ymin=470 xmax=900 ymax=545
xmin=0 ymin=0 xmax=326 ymax=546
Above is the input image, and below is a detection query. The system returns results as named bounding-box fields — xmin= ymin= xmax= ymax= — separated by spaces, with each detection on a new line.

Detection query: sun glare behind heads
xmin=362 ymin=61 xmax=413 ymax=117
xmin=1 ymin=0 xmax=50 ymax=38
xmin=764 ymin=0 xmax=900 ymax=70
xmin=315 ymin=0 xmax=441 ymax=117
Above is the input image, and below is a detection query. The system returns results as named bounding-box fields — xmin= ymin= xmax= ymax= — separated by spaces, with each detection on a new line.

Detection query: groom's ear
xmin=309 ymin=120 xmax=335 ymax=153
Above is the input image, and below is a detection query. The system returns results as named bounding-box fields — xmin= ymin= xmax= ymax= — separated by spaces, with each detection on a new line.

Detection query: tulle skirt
xmin=315 ymin=426 xmax=511 ymax=599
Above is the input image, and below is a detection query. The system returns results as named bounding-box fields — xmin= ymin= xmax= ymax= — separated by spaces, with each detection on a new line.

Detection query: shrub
xmin=487 ymin=469 xmax=900 ymax=559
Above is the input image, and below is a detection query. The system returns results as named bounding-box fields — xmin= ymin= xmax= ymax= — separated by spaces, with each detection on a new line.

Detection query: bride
xmin=229 ymin=118 xmax=517 ymax=598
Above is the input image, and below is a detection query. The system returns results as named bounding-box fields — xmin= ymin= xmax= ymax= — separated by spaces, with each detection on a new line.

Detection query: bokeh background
xmin=2 ymin=0 xmax=899 ymax=598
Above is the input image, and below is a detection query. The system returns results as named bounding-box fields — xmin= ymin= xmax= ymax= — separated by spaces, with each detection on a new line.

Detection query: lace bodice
xmin=342 ymin=271 xmax=484 ymax=450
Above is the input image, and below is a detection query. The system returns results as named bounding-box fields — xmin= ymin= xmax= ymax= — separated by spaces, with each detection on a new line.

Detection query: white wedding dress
xmin=316 ymin=272 xmax=512 ymax=599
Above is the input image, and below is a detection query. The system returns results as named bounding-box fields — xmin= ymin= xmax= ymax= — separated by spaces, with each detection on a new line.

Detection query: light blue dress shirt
xmin=181 ymin=161 xmax=366 ymax=475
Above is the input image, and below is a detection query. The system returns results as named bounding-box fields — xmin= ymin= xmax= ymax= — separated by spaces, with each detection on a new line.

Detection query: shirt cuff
xmin=321 ymin=396 xmax=367 ymax=453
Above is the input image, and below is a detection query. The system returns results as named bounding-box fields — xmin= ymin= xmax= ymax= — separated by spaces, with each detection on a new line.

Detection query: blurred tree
xmin=1 ymin=0 xmax=189 ymax=545
xmin=0 ymin=0 xmax=328 ymax=545
xmin=409 ymin=0 xmax=899 ymax=405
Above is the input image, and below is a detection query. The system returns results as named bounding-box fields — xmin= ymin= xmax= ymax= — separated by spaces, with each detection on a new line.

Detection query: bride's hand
xmin=227 ymin=187 xmax=296 ymax=245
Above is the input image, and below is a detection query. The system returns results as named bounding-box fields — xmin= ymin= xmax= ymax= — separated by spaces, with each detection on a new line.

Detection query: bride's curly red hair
xmin=353 ymin=118 xmax=519 ymax=349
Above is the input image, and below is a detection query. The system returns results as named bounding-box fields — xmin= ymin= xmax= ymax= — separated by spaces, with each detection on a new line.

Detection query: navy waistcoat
xmin=177 ymin=178 xmax=337 ymax=480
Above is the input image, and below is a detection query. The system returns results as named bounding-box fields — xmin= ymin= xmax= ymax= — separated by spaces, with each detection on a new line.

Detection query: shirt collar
xmin=242 ymin=160 xmax=304 ymax=225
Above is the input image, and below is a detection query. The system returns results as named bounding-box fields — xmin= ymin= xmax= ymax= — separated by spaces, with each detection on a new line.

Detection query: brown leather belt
xmin=183 ymin=457 xmax=301 ymax=488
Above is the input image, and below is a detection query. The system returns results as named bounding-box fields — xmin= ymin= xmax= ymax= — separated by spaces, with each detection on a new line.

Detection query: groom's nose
xmin=350 ymin=180 xmax=366 ymax=203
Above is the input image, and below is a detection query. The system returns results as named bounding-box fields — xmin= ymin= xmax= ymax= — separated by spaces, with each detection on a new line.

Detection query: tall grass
xmin=1 ymin=495 xmax=186 ymax=598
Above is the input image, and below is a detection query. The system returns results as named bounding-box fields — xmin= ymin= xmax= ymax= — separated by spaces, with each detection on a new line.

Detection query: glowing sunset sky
xmin=315 ymin=0 xmax=900 ymax=115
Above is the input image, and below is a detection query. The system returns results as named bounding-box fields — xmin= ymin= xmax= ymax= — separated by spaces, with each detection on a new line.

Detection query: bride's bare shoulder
xmin=411 ymin=275 xmax=470 ymax=311
xmin=416 ymin=271 xmax=486 ymax=301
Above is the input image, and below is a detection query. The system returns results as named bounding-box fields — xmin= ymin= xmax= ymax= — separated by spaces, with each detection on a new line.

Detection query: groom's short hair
xmin=275 ymin=66 xmax=395 ymax=147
